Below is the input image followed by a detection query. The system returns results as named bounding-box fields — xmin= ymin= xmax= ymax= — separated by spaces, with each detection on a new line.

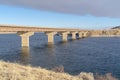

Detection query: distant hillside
xmin=111 ymin=26 xmax=120 ymax=29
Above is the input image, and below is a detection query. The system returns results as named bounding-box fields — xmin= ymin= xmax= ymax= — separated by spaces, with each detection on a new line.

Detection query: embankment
xmin=0 ymin=61 xmax=118 ymax=80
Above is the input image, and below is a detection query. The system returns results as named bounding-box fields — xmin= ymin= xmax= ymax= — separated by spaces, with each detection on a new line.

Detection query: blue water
xmin=0 ymin=33 xmax=120 ymax=78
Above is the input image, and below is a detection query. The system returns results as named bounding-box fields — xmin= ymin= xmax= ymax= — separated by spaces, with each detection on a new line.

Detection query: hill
xmin=111 ymin=26 xmax=120 ymax=29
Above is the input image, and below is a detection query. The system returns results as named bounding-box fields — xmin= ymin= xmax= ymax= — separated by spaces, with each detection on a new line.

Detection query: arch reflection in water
xmin=20 ymin=47 xmax=30 ymax=65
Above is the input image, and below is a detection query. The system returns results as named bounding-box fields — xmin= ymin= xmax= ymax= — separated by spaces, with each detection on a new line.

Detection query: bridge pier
xmin=79 ymin=32 xmax=89 ymax=38
xmin=62 ymin=32 xmax=70 ymax=42
xmin=46 ymin=32 xmax=57 ymax=44
xmin=71 ymin=32 xmax=78 ymax=40
xmin=83 ymin=32 xmax=89 ymax=38
xmin=18 ymin=32 xmax=34 ymax=47
xmin=79 ymin=32 xmax=84 ymax=38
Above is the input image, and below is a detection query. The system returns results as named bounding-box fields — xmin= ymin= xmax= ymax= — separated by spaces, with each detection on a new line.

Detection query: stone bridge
xmin=0 ymin=25 xmax=90 ymax=48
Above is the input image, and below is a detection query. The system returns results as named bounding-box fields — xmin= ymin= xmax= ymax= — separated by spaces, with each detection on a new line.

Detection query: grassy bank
xmin=0 ymin=61 xmax=90 ymax=80
xmin=0 ymin=61 xmax=118 ymax=80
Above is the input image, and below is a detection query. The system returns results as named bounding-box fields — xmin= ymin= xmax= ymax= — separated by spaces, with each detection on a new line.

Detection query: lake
xmin=0 ymin=33 xmax=120 ymax=78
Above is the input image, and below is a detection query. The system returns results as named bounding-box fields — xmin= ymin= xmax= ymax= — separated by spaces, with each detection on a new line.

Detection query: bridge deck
xmin=0 ymin=25 xmax=84 ymax=32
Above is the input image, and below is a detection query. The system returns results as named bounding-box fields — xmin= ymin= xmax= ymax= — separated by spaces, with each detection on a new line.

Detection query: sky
xmin=0 ymin=0 xmax=120 ymax=29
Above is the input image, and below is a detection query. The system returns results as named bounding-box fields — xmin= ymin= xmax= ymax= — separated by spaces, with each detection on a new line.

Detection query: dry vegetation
xmin=0 ymin=61 xmax=89 ymax=80
xmin=94 ymin=73 xmax=118 ymax=80
xmin=0 ymin=61 xmax=118 ymax=80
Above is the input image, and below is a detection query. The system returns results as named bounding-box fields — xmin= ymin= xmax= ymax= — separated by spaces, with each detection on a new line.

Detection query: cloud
xmin=0 ymin=0 xmax=120 ymax=18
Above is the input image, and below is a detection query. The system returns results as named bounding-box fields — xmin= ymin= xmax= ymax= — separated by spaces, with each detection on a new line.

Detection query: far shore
xmin=90 ymin=35 xmax=120 ymax=37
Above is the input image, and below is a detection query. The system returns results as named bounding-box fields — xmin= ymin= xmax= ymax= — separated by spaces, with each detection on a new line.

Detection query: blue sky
xmin=0 ymin=5 xmax=120 ymax=29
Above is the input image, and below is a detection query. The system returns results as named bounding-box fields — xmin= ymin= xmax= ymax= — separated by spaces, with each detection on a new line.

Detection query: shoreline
xmin=90 ymin=35 xmax=120 ymax=37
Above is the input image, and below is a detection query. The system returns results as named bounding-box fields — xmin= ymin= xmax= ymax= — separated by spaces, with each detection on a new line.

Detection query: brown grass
xmin=0 ymin=61 xmax=83 ymax=80
xmin=0 ymin=61 xmax=118 ymax=80
xmin=94 ymin=73 xmax=118 ymax=80
xmin=52 ymin=65 xmax=64 ymax=73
